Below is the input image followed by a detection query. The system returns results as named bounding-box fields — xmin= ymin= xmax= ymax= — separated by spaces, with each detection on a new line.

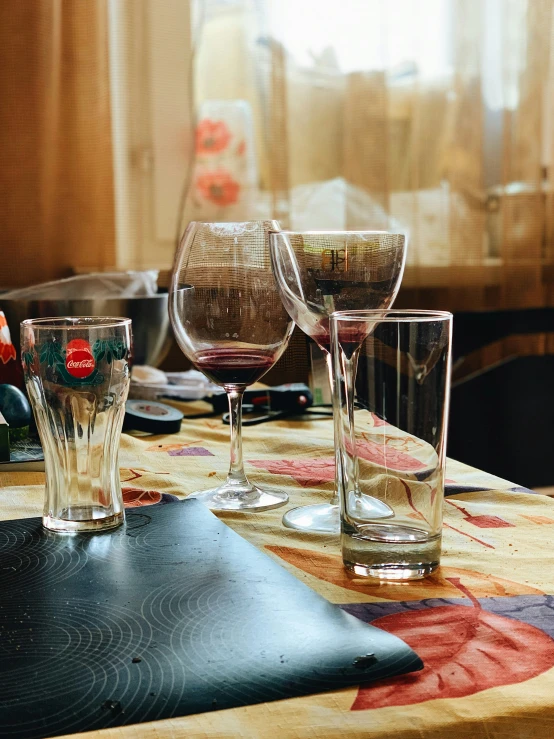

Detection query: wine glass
xmin=269 ymin=230 xmax=407 ymax=532
xmin=170 ymin=221 xmax=294 ymax=511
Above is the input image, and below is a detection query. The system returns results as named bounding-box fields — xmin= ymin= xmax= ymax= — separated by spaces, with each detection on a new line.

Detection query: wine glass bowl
xmin=270 ymin=231 xmax=406 ymax=350
xmin=269 ymin=230 xmax=407 ymax=532
xmin=170 ymin=221 xmax=294 ymax=511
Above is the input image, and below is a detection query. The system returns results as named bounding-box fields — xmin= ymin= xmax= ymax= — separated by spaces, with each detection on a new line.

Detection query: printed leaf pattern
xmin=147 ymin=443 xmax=191 ymax=453
xmin=249 ymin=457 xmax=335 ymax=487
xmin=92 ymin=338 xmax=127 ymax=364
xmin=122 ymin=487 xmax=180 ymax=507
xmin=122 ymin=487 xmax=162 ymax=507
xmin=351 ymin=579 xmax=554 ymax=709
xmin=22 ymin=349 xmax=35 ymax=369
xmin=249 ymin=439 xmax=426 ymax=488
xmin=370 ymin=413 xmax=389 ymax=427
xmin=355 ymin=438 xmax=427 ymax=472
xmin=168 ymin=447 xmax=214 ymax=457
xmin=447 ymin=499 xmax=515 ymax=528
xmin=266 ymin=546 xmax=544 ymax=600
xmin=40 ymin=339 xmax=64 ymax=368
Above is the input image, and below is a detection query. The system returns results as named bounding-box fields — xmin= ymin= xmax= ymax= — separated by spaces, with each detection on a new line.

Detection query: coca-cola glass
xmin=21 ymin=317 xmax=132 ymax=533
xmin=169 ymin=221 xmax=294 ymax=511
xmin=269 ymin=231 xmax=406 ymax=533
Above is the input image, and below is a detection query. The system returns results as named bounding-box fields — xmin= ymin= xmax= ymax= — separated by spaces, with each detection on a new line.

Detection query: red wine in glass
xmin=312 ymin=319 xmax=374 ymax=356
xmin=194 ymin=348 xmax=277 ymax=387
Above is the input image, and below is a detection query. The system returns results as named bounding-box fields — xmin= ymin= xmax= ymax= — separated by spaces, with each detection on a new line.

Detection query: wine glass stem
xmin=326 ymin=349 xmax=360 ymax=508
xmin=226 ymin=388 xmax=248 ymax=486
xmin=341 ymin=349 xmax=361 ymax=497
xmin=325 ymin=351 xmax=340 ymax=507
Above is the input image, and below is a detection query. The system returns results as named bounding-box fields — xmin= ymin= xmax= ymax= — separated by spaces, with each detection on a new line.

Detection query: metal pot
xmin=0 ymin=294 xmax=171 ymax=367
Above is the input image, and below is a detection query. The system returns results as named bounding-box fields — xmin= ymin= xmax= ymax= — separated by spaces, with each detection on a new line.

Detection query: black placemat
xmin=0 ymin=500 xmax=422 ymax=738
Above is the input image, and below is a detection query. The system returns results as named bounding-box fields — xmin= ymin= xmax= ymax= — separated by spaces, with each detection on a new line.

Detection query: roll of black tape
xmin=124 ymin=399 xmax=184 ymax=434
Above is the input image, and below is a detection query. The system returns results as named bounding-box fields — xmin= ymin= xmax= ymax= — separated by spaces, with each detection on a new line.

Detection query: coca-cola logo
xmin=65 ymin=339 xmax=95 ymax=379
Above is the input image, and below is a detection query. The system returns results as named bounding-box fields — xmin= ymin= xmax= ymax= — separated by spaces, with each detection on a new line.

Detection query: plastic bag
xmin=1 ymin=271 xmax=159 ymax=300
xmin=129 ymin=368 xmax=218 ymax=401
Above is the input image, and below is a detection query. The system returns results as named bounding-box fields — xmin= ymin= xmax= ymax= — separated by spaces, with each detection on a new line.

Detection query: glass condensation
xmin=21 ymin=317 xmax=132 ymax=533
xmin=332 ymin=310 xmax=452 ymax=580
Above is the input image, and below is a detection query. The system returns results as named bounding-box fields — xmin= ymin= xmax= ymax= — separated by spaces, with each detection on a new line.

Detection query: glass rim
xmin=331 ymin=309 xmax=452 ymax=324
xmin=21 ymin=316 xmax=132 ymax=330
xmin=268 ymin=229 xmax=403 ymax=237
xmin=185 ymin=219 xmax=281 ymax=232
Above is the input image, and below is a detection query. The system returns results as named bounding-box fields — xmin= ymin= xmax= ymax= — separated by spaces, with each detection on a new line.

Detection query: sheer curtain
xmin=184 ymin=0 xmax=554 ymax=310
xmin=1 ymin=0 xmax=553 ymax=311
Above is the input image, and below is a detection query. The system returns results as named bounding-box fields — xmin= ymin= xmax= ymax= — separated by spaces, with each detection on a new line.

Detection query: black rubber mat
xmin=0 ymin=499 xmax=421 ymax=737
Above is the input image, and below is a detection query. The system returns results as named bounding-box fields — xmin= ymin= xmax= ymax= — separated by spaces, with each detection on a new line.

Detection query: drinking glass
xmin=169 ymin=221 xmax=294 ymax=511
xmin=332 ymin=310 xmax=452 ymax=579
xmin=21 ymin=317 xmax=132 ymax=533
xmin=269 ymin=231 xmax=406 ymax=532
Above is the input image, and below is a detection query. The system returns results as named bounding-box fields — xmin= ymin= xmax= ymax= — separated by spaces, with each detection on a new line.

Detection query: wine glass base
xmin=283 ymin=494 xmax=395 ymax=534
xmin=282 ymin=503 xmax=340 ymax=533
xmin=191 ymin=483 xmax=288 ymax=512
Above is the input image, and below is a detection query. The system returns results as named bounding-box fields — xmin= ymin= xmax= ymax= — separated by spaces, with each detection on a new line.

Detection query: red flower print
xmin=196 ymin=119 xmax=231 ymax=155
xmin=196 ymin=169 xmax=240 ymax=207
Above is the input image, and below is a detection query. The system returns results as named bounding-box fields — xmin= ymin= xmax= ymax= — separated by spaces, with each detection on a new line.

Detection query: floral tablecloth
xmin=1 ymin=404 xmax=553 ymax=739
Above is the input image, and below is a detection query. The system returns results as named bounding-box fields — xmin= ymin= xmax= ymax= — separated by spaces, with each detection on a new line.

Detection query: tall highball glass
xmin=332 ymin=310 xmax=452 ymax=579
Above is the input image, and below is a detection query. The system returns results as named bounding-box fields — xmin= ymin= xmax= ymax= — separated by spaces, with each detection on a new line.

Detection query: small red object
xmin=0 ymin=311 xmax=24 ymax=391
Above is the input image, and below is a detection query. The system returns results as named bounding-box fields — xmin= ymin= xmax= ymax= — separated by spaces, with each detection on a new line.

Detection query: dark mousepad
xmin=0 ymin=500 xmax=422 ymax=738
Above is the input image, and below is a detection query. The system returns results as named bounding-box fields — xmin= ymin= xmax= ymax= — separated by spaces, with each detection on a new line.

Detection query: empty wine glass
xmin=269 ymin=230 xmax=407 ymax=532
xmin=170 ymin=221 xmax=294 ymax=511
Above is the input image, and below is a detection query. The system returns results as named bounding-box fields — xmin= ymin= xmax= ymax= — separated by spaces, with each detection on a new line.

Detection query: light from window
xmin=267 ymin=0 xmax=453 ymax=80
